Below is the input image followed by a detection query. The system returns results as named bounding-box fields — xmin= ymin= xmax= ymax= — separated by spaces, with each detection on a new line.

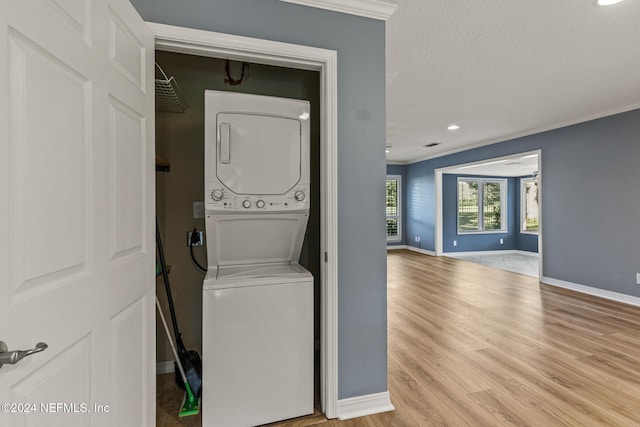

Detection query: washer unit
xmin=202 ymin=91 xmax=313 ymax=427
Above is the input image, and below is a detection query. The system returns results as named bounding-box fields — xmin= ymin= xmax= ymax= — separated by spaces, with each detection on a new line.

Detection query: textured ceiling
xmin=385 ymin=0 xmax=640 ymax=163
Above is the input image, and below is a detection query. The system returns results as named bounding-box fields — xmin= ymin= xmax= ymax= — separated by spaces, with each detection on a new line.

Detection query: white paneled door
xmin=0 ymin=0 xmax=154 ymax=426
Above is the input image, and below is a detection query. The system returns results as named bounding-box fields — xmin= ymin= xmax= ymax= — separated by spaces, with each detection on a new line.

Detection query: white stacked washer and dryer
xmin=201 ymin=90 xmax=314 ymax=427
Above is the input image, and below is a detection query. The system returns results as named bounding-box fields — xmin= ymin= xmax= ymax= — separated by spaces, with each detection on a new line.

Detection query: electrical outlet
xmin=414 ymin=236 xmax=421 ymax=243
xmin=193 ymin=201 xmax=205 ymax=219
xmin=187 ymin=230 xmax=204 ymax=247
xmin=453 ymin=240 xmax=457 ymax=247
xmin=636 ymin=273 xmax=640 ymax=285
xmin=500 ymin=238 xmax=504 ymax=245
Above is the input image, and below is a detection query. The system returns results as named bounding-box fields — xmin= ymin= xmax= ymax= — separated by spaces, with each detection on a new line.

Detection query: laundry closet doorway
xmin=151 ymin=23 xmax=338 ymax=417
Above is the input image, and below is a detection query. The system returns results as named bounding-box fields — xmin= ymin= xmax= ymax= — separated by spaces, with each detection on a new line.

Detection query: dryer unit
xmin=204 ymin=91 xmax=310 ymax=216
xmin=202 ymin=90 xmax=314 ymax=427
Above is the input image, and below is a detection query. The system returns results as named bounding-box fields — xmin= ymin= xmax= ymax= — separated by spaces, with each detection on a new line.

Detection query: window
xmin=457 ymin=178 xmax=506 ymax=233
xmin=521 ymin=178 xmax=539 ymax=233
xmin=386 ymin=175 xmax=402 ymax=242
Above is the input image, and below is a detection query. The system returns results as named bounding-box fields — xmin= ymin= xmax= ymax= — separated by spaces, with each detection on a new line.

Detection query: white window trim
xmin=521 ymin=177 xmax=539 ymax=235
xmin=457 ymin=177 xmax=507 ymax=234
xmin=386 ymin=175 xmax=402 ymax=242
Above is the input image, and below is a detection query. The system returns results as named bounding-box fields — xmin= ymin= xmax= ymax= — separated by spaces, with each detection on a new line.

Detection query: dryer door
xmin=216 ymin=113 xmax=302 ymax=195
xmin=205 ymin=212 xmax=309 ymax=268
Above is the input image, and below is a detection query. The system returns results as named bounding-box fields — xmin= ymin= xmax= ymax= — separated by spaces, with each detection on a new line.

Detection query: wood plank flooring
xmin=157 ymin=250 xmax=640 ymax=426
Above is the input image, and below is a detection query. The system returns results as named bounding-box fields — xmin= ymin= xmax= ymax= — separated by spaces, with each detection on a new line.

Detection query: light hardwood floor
xmin=158 ymin=250 xmax=640 ymax=426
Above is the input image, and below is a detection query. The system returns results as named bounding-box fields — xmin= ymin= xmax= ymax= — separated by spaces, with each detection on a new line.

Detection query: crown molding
xmin=279 ymin=0 xmax=397 ymax=21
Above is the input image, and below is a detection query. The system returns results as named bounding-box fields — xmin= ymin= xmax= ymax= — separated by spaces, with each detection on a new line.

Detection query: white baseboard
xmin=406 ymin=246 xmax=436 ymax=256
xmin=542 ymin=277 xmax=640 ymax=308
xmin=156 ymin=360 xmax=175 ymax=374
xmin=337 ymin=391 xmax=394 ymax=420
xmin=386 ymin=244 xmax=407 ymax=250
xmin=444 ymin=249 xmax=538 ymax=257
xmin=386 ymin=244 xmax=436 ymax=256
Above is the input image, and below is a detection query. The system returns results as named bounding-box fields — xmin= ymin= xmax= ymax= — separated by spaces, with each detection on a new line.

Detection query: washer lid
xmin=217 ymin=262 xmax=310 ymax=280
xmin=203 ymin=264 xmax=312 ymax=289
xmin=216 ymin=113 xmax=302 ymax=195
xmin=206 ymin=213 xmax=309 ymax=268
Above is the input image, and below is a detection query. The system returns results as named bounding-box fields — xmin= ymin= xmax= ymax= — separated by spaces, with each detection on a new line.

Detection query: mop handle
xmin=155 ymin=295 xmax=189 ymax=385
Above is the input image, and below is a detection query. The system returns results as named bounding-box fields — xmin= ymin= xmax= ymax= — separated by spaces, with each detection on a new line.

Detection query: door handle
xmin=219 ymin=123 xmax=230 ymax=164
xmin=0 ymin=341 xmax=48 ymax=369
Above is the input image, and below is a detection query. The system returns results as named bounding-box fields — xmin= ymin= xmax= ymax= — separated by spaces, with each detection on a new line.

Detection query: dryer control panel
xmin=205 ymin=184 xmax=309 ymax=212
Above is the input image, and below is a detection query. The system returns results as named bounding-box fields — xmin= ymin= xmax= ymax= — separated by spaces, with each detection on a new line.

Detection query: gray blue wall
xmin=131 ymin=0 xmax=388 ymax=399
xmin=405 ymin=109 xmax=640 ymax=297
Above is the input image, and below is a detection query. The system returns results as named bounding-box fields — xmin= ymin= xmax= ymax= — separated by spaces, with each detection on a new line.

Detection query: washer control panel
xmin=205 ymin=184 xmax=309 ymax=212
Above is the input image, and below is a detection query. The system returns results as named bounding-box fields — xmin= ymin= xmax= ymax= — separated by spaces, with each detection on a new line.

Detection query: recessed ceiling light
xmin=597 ymin=0 xmax=624 ymax=5
xmin=447 ymin=124 xmax=460 ymax=131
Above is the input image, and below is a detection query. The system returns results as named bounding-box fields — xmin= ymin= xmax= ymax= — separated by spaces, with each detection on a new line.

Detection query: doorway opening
xmin=435 ymin=150 xmax=542 ymax=279
xmin=150 ymin=22 xmax=339 ymax=422
xmin=154 ymin=50 xmax=323 ymax=419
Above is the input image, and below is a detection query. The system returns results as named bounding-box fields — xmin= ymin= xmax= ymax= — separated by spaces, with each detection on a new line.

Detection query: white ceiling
xmin=385 ymin=0 xmax=640 ymax=163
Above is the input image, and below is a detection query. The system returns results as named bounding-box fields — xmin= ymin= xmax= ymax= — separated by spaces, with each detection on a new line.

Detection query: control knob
xmin=256 ymin=200 xmax=266 ymax=209
xmin=294 ymin=190 xmax=305 ymax=202
xmin=242 ymin=200 xmax=252 ymax=209
xmin=211 ymin=189 xmax=224 ymax=201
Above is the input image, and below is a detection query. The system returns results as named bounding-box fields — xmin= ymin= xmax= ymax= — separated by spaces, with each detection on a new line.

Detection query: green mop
xmin=155 ymin=295 xmax=200 ymax=417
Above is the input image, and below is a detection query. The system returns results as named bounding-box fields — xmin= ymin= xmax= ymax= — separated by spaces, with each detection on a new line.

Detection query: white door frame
xmin=435 ymin=150 xmax=543 ymax=280
xmin=148 ymin=22 xmax=339 ymax=418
